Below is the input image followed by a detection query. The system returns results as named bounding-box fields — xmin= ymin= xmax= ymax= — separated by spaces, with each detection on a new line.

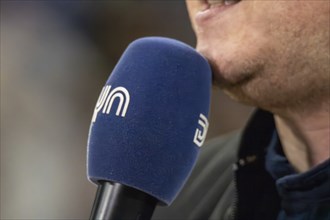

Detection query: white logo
xmin=92 ymin=85 xmax=130 ymax=123
xmin=193 ymin=114 xmax=209 ymax=147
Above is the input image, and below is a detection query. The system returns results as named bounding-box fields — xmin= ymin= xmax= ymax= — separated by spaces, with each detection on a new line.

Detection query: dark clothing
xmin=266 ymin=132 xmax=330 ymax=220
xmin=153 ymin=110 xmax=330 ymax=220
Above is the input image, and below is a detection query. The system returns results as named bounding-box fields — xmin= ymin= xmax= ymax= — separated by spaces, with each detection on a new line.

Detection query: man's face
xmin=186 ymin=0 xmax=329 ymax=112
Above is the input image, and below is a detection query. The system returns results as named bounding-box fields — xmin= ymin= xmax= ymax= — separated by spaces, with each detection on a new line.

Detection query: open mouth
xmin=195 ymin=0 xmax=242 ymax=22
xmin=206 ymin=0 xmax=241 ymax=9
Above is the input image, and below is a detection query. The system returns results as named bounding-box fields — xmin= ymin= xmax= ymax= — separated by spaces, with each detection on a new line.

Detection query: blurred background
xmin=1 ymin=1 xmax=252 ymax=219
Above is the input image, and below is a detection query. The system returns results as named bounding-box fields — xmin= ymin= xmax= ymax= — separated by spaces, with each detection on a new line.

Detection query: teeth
xmin=224 ymin=0 xmax=240 ymax=5
xmin=208 ymin=0 xmax=223 ymax=6
xmin=207 ymin=0 xmax=240 ymax=7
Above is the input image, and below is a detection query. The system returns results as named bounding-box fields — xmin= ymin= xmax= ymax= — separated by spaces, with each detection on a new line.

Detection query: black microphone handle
xmin=90 ymin=181 xmax=158 ymax=220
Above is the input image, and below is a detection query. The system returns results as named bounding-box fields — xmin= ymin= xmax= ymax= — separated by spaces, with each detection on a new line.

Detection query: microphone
xmin=87 ymin=37 xmax=212 ymax=220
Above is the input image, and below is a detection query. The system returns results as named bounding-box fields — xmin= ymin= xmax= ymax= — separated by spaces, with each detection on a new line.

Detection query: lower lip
xmin=195 ymin=3 xmax=238 ymax=24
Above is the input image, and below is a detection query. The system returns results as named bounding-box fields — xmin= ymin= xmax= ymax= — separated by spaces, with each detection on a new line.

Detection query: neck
xmin=274 ymin=102 xmax=330 ymax=173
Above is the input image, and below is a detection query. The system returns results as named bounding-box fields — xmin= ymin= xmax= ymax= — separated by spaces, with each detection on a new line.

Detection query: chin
xmin=197 ymin=40 xmax=264 ymax=89
xmin=202 ymin=52 xmax=261 ymax=90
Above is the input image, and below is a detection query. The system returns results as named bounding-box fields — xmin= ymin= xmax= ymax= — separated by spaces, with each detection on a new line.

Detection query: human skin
xmin=186 ymin=0 xmax=330 ymax=172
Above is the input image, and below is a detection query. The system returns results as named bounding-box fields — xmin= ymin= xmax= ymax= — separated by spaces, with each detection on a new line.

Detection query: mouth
xmin=206 ymin=0 xmax=241 ymax=9
xmin=195 ymin=0 xmax=242 ymax=22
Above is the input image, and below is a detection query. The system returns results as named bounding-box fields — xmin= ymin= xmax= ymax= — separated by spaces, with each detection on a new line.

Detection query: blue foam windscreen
xmin=87 ymin=37 xmax=212 ymax=205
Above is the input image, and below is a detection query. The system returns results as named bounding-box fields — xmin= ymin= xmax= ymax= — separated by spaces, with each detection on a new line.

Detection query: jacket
xmin=152 ymin=110 xmax=330 ymax=220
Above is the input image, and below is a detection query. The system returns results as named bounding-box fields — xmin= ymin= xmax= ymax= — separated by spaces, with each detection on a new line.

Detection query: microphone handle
xmin=90 ymin=181 xmax=158 ymax=220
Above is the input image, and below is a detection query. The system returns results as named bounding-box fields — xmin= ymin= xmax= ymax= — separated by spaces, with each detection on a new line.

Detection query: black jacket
xmin=153 ymin=110 xmax=330 ymax=220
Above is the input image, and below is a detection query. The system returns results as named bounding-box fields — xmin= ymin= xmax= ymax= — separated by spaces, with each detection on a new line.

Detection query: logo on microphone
xmin=193 ymin=114 xmax=209 ymax=147
xmin=92 ymin=85 xmax=130 ymax=123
